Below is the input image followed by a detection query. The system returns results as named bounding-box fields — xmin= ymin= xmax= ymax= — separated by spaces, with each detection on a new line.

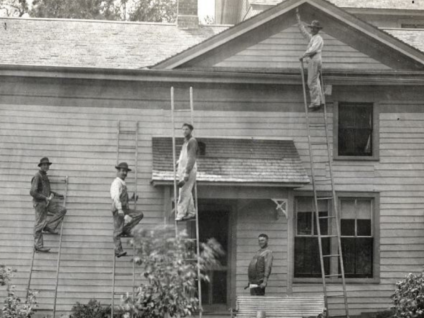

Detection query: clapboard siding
xmin=215 ymin=25 xmax=390 ymax=70
xmin=0 ymin=80 xmax=424 ymax=317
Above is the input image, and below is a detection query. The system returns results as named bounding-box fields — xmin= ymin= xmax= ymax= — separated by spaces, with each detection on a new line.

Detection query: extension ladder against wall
xmin=170 ymin=86 xmax=202 ymax=318
xmin=27 ymin=176 xmax=68 ymax=318
xmin=300 ymin=60 xmax=349 ymax=318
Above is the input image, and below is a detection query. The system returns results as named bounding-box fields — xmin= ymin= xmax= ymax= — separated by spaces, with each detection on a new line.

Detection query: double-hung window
xmin=294 ymin=193 xmax=379 ymax=282
xmin=334 ymin=102 xmax=379 ymax=161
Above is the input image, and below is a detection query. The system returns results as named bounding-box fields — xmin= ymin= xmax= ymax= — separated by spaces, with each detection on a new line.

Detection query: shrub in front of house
xmin=121 ymin=224 xmax=224 ymax=318
xmin=392 ymin=271 xmax=424 ymax=318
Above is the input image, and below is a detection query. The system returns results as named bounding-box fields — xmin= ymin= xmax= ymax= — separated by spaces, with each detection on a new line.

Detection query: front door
xmin=194 ymin=202 xmax=232 ymax=312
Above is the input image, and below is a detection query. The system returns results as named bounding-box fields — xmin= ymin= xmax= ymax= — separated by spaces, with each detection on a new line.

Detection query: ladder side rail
xmin=26 ymin=249 xmax=36 ymax=297
xmin=132 ymin=122 xmax=139 ymax=316
xmin=117 ymin=121 xmax=121 ymax=164
xmin=52 ymin=176 xmax=68 ymax=318
xmin=320 ymin=74 xmax=350 ymax=318
xmin=300 ymin=61 xmax=328 ymax=310
xmin=190 ymin=86 xmax=202 ymax=318
xmin=171 ymin=87 xmax=179 ymax=237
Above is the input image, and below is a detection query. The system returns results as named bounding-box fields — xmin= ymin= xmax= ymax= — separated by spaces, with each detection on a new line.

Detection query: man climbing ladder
xmin=297 ymin=8 xmax=325 ymax=111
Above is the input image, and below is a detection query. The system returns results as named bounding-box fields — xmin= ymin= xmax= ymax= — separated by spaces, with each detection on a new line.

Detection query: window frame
xmin=333 ymin=101 xmax=380 ymax=161
xmin=293 ymin=192 xmax=380 ymax=284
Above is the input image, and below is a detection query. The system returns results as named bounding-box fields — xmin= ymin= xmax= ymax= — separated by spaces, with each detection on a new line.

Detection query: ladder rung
xmin=320 ymin=235 xmax=338 ymax=238
xmin=34 ymin=309 xmax=54 ymax=311
xmin=327 ymin=294 xmax=346 ymax=298
xmin=317 ymin=197 xmax=333 ymax=200
xmin=319 ymin=216 xmax=336 ymax=219
xmin=311 ymin=142 xmax=328 ymax=145
xmin=114 ymin=273 xmax=133 ymax=277
xmin=309 ymin=124 xmax=326 ymax=127
xmin=174 ymin=109 xmax=192 ymax=112
xmin=322 ymin=254 xmax=340 ymax=258
xmin=35 ymin=288 xmax=56 ymax=292
xmin=32 ymin=269 xmax=57 ymax=272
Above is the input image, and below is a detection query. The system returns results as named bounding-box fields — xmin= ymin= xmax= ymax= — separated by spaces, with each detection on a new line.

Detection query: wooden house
xmin=1 ymin=0 xmax=424 ymax=316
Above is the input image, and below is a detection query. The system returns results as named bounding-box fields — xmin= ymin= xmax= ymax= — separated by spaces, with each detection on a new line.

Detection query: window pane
xmin=297 ymin=198 xmax=313 ymax=212
xmin=357 ymin=219 xmax=372 ymax=236
xmin=357 ymin=200 xmax=372 ymax=219
xmin=341 ymin=219 xmax=355 ymax=236
xmin=298 ymin=212 xmax=312 ymax=235
xmin=341 ymin=200 xmax=355 ymax=219
xmin=295 ymin=237 xmax=330 ymax=277
xmin=338 ymin=103 xmax=373 ymax=157
xmin=313 ymin=212 xmax=328 ymax=235
xmin=340 ymin=238 xmax=373 ymax=278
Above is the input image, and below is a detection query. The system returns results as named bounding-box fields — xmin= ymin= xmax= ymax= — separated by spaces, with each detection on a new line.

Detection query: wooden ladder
xmin=27 ymin=175 xmax=68 ymax=318
xmin=111 ymin=121 xmax=139 ymax=317
xmin=170 ymin=86 xmax=202 ymax=318
xmin=300 ymin=61 xmax=350 ymax=318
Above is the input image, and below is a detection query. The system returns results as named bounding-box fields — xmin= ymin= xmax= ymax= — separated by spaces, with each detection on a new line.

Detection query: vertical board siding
xmin=215 ymin=25 xmax=390 ymax=70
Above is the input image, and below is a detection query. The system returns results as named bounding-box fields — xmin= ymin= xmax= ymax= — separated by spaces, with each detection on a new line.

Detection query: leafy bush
xmin=2 ymin=288 xmax=38 ymax=318
xmin=121 ymin=224 xmax=224 ymax=318
xmin=70 ymin=299 xmax=114 ymax=318
xmin=392 ymin=272 xmax=424 ymax=318
xmin=1 ymin=265 xmax=38 ymax=318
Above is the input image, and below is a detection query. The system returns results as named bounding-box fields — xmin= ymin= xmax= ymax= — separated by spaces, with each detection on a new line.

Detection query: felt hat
xmin=38 ymin=157 xmax=53 ymax=167
xmin=307 ymin=20 xmax=323 ymax=29
xmin=115 ymin=162 xmax=132 ymax=171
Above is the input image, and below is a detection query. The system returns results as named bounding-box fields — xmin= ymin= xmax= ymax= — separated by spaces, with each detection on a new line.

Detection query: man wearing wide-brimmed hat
xmin=297 ymin=8 xmax=325 ymax=111
xmin=110 ymin=162 xmax=144 ymax=258
xmin=30 ymin=157 xmax=67 ymax=253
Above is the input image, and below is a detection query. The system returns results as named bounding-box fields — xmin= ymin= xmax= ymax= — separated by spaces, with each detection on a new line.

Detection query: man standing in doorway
xmin=176 ymin=123 xmax=198 ymax=221
xmin=30 ymin=157 xmax=67 ymax=253
xmin=110 ymin=162 xmax=144 ymax=258
xmin=247 ymin=234 xmax=274 ymax=296
xmin=297 ymin=8 xmax=325 ymax=111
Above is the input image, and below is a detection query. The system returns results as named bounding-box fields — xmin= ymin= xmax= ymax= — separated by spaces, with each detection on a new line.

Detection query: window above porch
xmin=151 ymin=137 xmax=310 ymax=187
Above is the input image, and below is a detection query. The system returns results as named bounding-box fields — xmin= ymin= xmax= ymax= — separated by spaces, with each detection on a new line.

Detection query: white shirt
xmin=110 ymin=177 xmax=128 ymax=212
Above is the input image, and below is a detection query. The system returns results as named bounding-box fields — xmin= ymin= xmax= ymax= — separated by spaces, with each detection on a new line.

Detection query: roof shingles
xmin=152 ymin=137 xmax=310 ymax=185
xmin=0 ymin=18 xmax=227 ymax=69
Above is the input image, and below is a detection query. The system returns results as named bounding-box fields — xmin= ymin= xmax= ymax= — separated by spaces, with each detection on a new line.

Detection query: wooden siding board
xmin=215 ymin=25 xmax=391 ymax=70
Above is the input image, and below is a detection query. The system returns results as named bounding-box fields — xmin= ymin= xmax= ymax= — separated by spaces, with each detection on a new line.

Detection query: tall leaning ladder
xmin=300 ymin=61 xmax=349 ymax=318
xmin=170 ymin=87 xmax=202 ymax=318
xmin=27 ymin=175 xmax=68 ymax=318
xmin=112 ymin=121 xmax=139 ymax=317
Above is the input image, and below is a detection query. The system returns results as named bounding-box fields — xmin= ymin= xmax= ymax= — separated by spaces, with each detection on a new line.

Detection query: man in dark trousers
xmin=30 ymin=157 xmax=67 ymax=253
xmin=110 ymin=162 xmax=144 ymax=258
xmin=247 ymin=234 xmax=274 ymax=296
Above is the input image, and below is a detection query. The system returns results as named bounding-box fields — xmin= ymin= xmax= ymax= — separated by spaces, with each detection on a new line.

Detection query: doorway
xmin=190 ymin=202 xmax=232 ymax=312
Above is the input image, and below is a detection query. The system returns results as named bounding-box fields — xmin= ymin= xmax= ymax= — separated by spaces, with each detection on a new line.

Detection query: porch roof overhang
xmin=151 ymin=137 xmax=310 ymax=187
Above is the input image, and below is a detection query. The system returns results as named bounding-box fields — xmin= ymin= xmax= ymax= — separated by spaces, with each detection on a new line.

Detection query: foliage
xmin=29 ymin=0 xmax=177 ymax=22
xmin=0 ymin=0 xmax=28 ymax=17
xmin=70 ymin=299 xmax=115 ymax=318
xmin=392 ymin=271 xmax=424 ymax=318
xmin=121 ymin=224 xmax=225 ymax=318
xmin=2 ymin=289 xmax=38 ymax=318
xmin=0 ymin=265 xmax=16 ymax=288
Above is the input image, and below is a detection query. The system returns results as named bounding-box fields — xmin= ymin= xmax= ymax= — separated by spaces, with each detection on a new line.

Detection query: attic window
xmin=198 ymin=141 xmax=206 ymax=156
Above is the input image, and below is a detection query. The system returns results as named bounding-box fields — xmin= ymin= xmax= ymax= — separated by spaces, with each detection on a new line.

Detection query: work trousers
xmin=250 ymin=287 xmax=266 ymax=296
xmin=307 ymin=54 xmax=325 ymax=107
xmin=112 ymin=209 xmax=144 ymax=254
xmin=176 ymin=167 xmax=197 ymax=219
xmin=33 ymin=201 xmax=67 ymax=248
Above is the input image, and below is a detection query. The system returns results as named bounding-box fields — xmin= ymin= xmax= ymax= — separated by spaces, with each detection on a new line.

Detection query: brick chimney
xmin=177 ymin=0 xmax=198 ymax=29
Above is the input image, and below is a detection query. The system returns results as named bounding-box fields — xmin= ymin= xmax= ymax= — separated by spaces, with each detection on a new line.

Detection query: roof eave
xmin=151 ymin=180 xmax=309 ymax=188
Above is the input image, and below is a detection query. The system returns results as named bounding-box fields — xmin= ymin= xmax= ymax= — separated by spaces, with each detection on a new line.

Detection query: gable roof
xmin=0 ymin=17 xmax=228 ymax=69
xmin=251 ymin=0 xmax=424 ymax=10
xmin=153 ymin=0 xmax=424 ymax=70
xmin=151 ymin=137 xmax=310 ymax=186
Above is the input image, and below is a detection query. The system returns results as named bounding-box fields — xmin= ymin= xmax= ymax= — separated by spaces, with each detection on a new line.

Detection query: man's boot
xmin=35 ymin=246 xmax=50 ymax=253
